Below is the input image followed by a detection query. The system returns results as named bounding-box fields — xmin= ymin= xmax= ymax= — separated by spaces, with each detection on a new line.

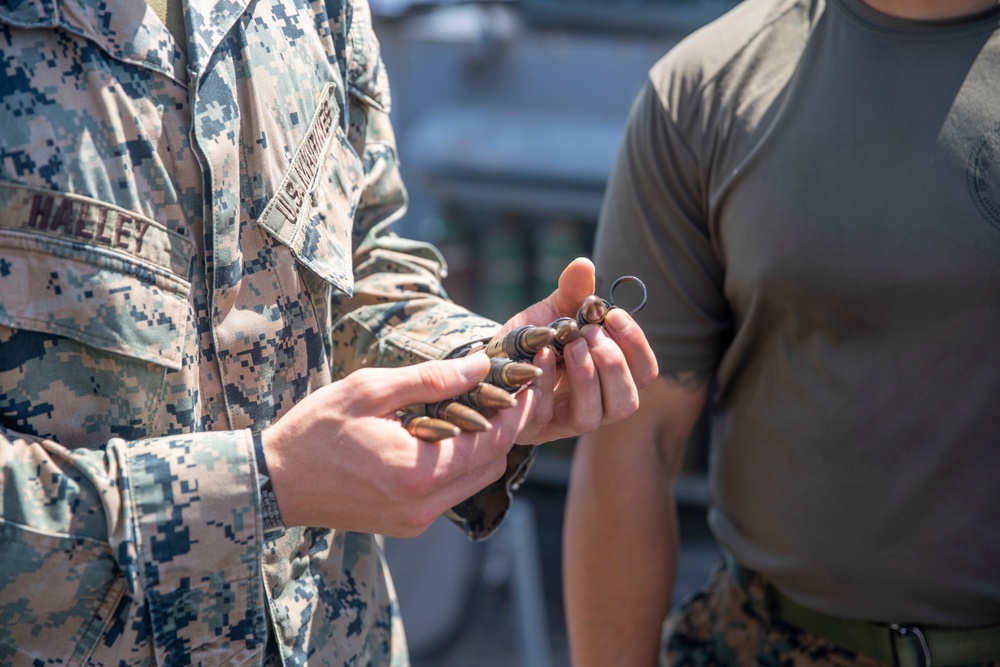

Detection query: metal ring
xmin=609 ymin=275 xmax=648 ymax=316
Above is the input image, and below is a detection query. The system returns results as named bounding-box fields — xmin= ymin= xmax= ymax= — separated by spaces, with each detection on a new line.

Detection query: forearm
xmin=564 ymin=428 xmax=679 ymax=667
xmin=564 ymin=374 xmax=710 ymax=666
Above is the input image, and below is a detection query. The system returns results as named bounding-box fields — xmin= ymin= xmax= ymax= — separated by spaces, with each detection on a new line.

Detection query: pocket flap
xmin=0 ymin=187 xmax=193 ymax=370
xmin=257 ymin=83 xmax=361 ymax=296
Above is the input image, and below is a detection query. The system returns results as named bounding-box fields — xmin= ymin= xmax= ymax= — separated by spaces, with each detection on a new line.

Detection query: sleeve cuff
xmin=445 ymin=444 xmax=537 ymax=541
xmin=123 ymin=431 xmax=267 ymax=661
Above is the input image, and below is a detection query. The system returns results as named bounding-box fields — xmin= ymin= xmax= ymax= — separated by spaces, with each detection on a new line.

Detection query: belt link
xmin=891 ymin=624 xmax=932 ymax=667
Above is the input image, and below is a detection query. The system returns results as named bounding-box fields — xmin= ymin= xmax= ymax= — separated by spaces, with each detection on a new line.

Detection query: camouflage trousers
xmin=660 ymin=561 xmax=1000 ymax=667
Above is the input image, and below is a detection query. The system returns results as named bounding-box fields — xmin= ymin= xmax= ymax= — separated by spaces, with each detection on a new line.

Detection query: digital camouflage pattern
xmin=0 ymin=0 xmax=531 ymax=664
xmin=662 ymin=563 xmax=884 ymax=667
xmin=661 ymin=563 xmax=1000 ymax=667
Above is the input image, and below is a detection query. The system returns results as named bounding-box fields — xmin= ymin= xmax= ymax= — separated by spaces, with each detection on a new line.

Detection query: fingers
xmin=356 ymin=353 xmax=490 ymax=414
xmin=561 ymin=336 xmax=603 ymax=432
xmin=551 ymin=257 xmax=596 ymax=317
xmin=541 ymin=317 xmax=644 ymax=437
xmin=579 ymin=323 xmax=639 ymax=424
xmin=602 ymin=308 xmax=659 ymax=389
xmin=527 ymin=346 xmax=556 ymax=428
xmin=264 ymin=353 xmax=535 ymax=536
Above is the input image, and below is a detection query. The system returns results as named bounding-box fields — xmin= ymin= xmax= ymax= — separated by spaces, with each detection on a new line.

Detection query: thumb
xmin=369 ymin=352 xmax=490 ymax=413
xmin=551 ymin=257 xmax=597 ymax=317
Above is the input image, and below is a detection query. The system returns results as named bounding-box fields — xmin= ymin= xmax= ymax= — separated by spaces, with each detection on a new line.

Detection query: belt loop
xmin=891 ymin=624 xmax=932 ymax=667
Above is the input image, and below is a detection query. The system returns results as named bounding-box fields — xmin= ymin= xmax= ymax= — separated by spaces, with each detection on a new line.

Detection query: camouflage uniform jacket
xmin=0 ymin=0 xmax=535 ymax=664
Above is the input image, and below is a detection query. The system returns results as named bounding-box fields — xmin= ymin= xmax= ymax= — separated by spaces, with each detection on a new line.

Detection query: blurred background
xmin=372 ymin=1 xmax=736 ymax=664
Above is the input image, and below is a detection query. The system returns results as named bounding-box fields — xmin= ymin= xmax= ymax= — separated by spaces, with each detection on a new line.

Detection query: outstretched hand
xmin=494 ymin=257 xmax=659 ymax=445
xmin=262 ymin=353 xmax=537 ymax=537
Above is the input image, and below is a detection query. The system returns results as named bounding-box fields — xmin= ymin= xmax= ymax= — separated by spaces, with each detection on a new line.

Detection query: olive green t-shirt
xmin=595 ymin=0 xmax=1000 ymax=625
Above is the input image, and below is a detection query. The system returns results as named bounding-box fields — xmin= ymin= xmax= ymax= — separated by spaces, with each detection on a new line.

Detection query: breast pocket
xmin=256 ymin=82 xmax=363 ymax=298
xmin=0 ymin=184 xmax=193 ymax=448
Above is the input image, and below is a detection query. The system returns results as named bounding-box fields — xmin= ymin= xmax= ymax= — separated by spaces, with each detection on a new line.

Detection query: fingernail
xmin=605 ymin=308 xmax=633 ymax=334
xmin=568 ymin=339 xmax=588 ymax=364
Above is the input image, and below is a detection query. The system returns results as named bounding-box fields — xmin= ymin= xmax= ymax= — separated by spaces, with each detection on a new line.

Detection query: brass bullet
xmin=399 ymin=411 xmax=460 ymax=442
xmin=461 ymin=382 xmax=518 ymax=409
xmin=519 ymin=326 xmax=557 ymax=357
xmin=576 ymin=294 xmax=610 ymax=326
xmin=549 ymin=317 xmax=580 ymax=356
xmin=486 ymin=356 xmax=542 ymax=391
xmin=432 ymin=400 xmax=492 ymax=432
xmin=485 ymin=326 xmax=557 ymax=361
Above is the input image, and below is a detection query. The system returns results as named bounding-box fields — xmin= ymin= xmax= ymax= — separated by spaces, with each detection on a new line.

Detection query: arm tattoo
xmin=662 ymin=369 xmax=711 ymax=392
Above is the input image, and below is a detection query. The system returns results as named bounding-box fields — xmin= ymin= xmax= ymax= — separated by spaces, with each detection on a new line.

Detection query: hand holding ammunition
xmin=256 ymin=353 xmax=537 ymax=538
xmin=480 ymin=258 xmax=658 ymax=446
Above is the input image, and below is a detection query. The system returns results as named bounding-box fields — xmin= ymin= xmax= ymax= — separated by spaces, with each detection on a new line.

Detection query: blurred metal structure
xmin=521 ymin=0 xmax=738 ymax=33
xmin=382 ymin=517 xmax=486 ymax=658
xmin=382 ymin=500 xmax=554 ymax=665
xmin=481 ymin=499 xmax=554 ymax=667
xmin=376 ymin=1 xmax=707 ymax=231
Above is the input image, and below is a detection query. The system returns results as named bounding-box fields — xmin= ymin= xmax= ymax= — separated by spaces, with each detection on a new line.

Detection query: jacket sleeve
xmin=330 ymin=7 xmax=499 ymax=371
xmin=0 ymin=180 xmax=267 ymax=661
xmin=329 ymin=0 xmax=535 ymax=539
xmin=0 ymin=425 xmax=267 ymax=664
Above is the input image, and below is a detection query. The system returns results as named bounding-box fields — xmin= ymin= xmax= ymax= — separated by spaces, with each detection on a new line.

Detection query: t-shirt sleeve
xmin=594 ymin=79 xmax=730 ymax=373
